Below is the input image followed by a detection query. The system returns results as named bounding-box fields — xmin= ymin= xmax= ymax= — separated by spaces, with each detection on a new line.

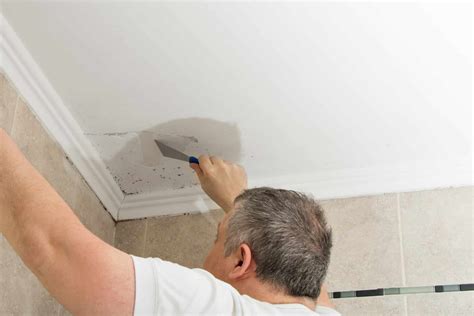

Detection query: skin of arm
xmin=0 ymin=128 xmax=134 ymax=315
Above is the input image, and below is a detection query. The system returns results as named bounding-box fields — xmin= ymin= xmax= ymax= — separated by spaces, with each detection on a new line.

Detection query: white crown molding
xmin=250 ymin=158 xmax=473 ymax=199
xmin=1 ymin=13 xmax=471 ymax=222
xmin=0 ymin=13 xmax=124 ymax=220
xmin=119 ymin=186 xmax=219 ymax=220
xmin=118 ymin=157 xmax=472 ymax=220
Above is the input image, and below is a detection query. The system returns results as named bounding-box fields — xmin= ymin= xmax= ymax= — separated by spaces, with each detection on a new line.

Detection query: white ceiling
xmin=2 ymin=2 xmax=471 ymax=209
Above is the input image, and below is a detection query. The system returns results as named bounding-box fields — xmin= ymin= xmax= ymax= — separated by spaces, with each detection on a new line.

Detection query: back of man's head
xmin=224 ymin=187 xmax=332 ymax=299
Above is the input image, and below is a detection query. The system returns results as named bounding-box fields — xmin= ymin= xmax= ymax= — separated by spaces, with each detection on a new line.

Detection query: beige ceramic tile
xmin=115 ymin=219 xmax=147 ymax=256
xmin=0 ymin=234 xmax=7 ymax=311
xmin=320 ymin=194 xmax=404 ymax=291
xmin=10 ymin=97 xmax=54 ymax=170
xmin=145 ymin=209 xmax=225 ymax=268
xmin=400 ymin=186 xmax=473 ymax=286
xmin=10 ymin=98 xmax=80 ymax=207
xmin=27 ymin=272 xmax=61 ymax=316
xmin=0 ymin=232 xmax=32 ymax=314
xmin=0 ymin=234 xmax=59 ymax=315
xmin=0 ymin=73 xmax=19 ymax=134
xmin=333 ymin=296 xmax=407 ymax=316
xmin=74 ymin=177 xmax=116 ymax=245
xmin=406 ymin=292 xmax=473 ymax=315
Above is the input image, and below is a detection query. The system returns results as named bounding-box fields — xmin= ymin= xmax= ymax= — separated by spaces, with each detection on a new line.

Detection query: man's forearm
xmin=0 ymin=129 xmax=82 ymax=271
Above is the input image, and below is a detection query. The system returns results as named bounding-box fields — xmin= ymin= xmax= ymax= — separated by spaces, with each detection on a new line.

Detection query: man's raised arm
xmin=0 ymin=128 xmax=135 ymax=315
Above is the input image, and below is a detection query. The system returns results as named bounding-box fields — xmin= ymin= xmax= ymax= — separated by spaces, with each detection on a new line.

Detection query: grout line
xmin=403 ymin=295 xmax=408 ymax=316
xmin=142 ymin=218 xmax=149 ymax=257
xmin=396 ymin=192 xmax=407 ymax=286
xmin=9 ymin=89 xmax=20 ymax=135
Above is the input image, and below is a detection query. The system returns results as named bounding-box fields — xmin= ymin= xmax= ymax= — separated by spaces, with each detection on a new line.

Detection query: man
xmin=0 ymin=128 xmax=340 ymax=315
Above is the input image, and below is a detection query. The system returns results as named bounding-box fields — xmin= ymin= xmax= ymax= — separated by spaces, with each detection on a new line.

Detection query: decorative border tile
xmin=330 ymin=283 xmax=474 ymax=299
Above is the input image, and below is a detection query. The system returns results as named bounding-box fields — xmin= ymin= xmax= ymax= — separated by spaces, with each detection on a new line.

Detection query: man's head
xmin=203 ymin=187 xmax=332 ymax=300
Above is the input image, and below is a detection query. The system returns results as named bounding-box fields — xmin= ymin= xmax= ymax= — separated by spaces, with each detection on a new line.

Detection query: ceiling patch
xmin=85 ymin=117 xmax=242 ymax=195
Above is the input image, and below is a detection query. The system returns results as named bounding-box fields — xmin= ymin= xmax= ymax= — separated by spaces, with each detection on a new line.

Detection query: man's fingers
xmin=194 ymin=155 xmax=226 ymax=176
xmin=198 ymin=155 xmax=213 ymax=174
xmin=210 ymin=156 xmax=224 ymax=165
xmin=189 ymin=162 xmax=203 ymax=177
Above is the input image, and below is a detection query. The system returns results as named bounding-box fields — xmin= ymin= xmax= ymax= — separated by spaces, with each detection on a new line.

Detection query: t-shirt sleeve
xmin=131 ymin=255 xmax=236 ymax=315
xmin=132 ymin=255 xmax=158 ymax=315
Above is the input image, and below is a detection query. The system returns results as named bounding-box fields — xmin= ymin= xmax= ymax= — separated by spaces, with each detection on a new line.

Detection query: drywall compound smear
xmin=86 ymin=130 xmax=202 ymax=168
xmin=84 ymin=118 xmax=242 ymax=195
xmin=138 ymin=131 xmax=159 ymax=167
xmin=86 ymin=131 xmax=203 ymax=194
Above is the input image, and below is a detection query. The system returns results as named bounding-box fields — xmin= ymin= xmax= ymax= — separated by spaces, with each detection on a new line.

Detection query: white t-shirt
xmin=131 ymin=255 xmax=341 ymax=316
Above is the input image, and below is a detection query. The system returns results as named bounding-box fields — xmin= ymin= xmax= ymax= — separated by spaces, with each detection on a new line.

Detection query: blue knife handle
xmin=189 ymin=156 xmax=200 ymax=164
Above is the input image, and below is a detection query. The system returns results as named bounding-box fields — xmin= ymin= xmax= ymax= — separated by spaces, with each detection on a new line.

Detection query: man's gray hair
xmin=224 ymin=187 xmax=332 ymax=299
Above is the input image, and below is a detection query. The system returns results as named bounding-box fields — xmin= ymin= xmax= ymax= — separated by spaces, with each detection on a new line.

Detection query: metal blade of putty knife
xmin=154 ymin=140 xmax=199 ymax=164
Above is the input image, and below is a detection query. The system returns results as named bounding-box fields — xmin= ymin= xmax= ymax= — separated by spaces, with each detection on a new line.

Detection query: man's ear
xmin=228 ymin=243 xmax=255 ymax=280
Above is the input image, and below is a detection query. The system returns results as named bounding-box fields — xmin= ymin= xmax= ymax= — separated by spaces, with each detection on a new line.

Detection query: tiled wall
xmin=0 ymin=73 xmax=116 ymax=315
xmin=115 ymin=209 xmax=224 ymax=268
xmin=321 ymin=188 xmax=473 ymax=315
xmin=115 ymin=187 xmax=473 ymax=315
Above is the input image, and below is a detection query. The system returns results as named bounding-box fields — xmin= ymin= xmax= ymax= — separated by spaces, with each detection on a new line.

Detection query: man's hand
xmin=190 ymin=155 xmax=247 ymax=213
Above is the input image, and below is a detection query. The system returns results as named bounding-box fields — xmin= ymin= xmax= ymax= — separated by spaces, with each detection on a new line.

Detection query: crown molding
xmin=118 ymin=158 xmax=472 ymax=220
xmin=249 ymin=158 xmax=472 ymax=199
xmin=119 ymin=186 xmax=219 ymax=220
xmin=0 ymin=13 xmax=124 ymax=220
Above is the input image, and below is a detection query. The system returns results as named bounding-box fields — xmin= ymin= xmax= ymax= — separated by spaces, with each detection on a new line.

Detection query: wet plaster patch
xmin=87 ymin=132 xmax=202 ymax=194
xmin=85 ymin=117 xmax=242 ymax=195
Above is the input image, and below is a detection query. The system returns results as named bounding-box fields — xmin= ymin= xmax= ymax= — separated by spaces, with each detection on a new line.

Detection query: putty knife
xmin=154 ymin=140 xmax=199 ymax=164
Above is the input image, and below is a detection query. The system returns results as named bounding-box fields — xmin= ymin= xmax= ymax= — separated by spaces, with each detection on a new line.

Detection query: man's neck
xmin=236 ymin=280 xmax=316 ymax=311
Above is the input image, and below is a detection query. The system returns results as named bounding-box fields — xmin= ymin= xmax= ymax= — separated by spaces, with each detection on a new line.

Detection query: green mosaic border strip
xmin=330 ymin=283 xmax=474 ymax=299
